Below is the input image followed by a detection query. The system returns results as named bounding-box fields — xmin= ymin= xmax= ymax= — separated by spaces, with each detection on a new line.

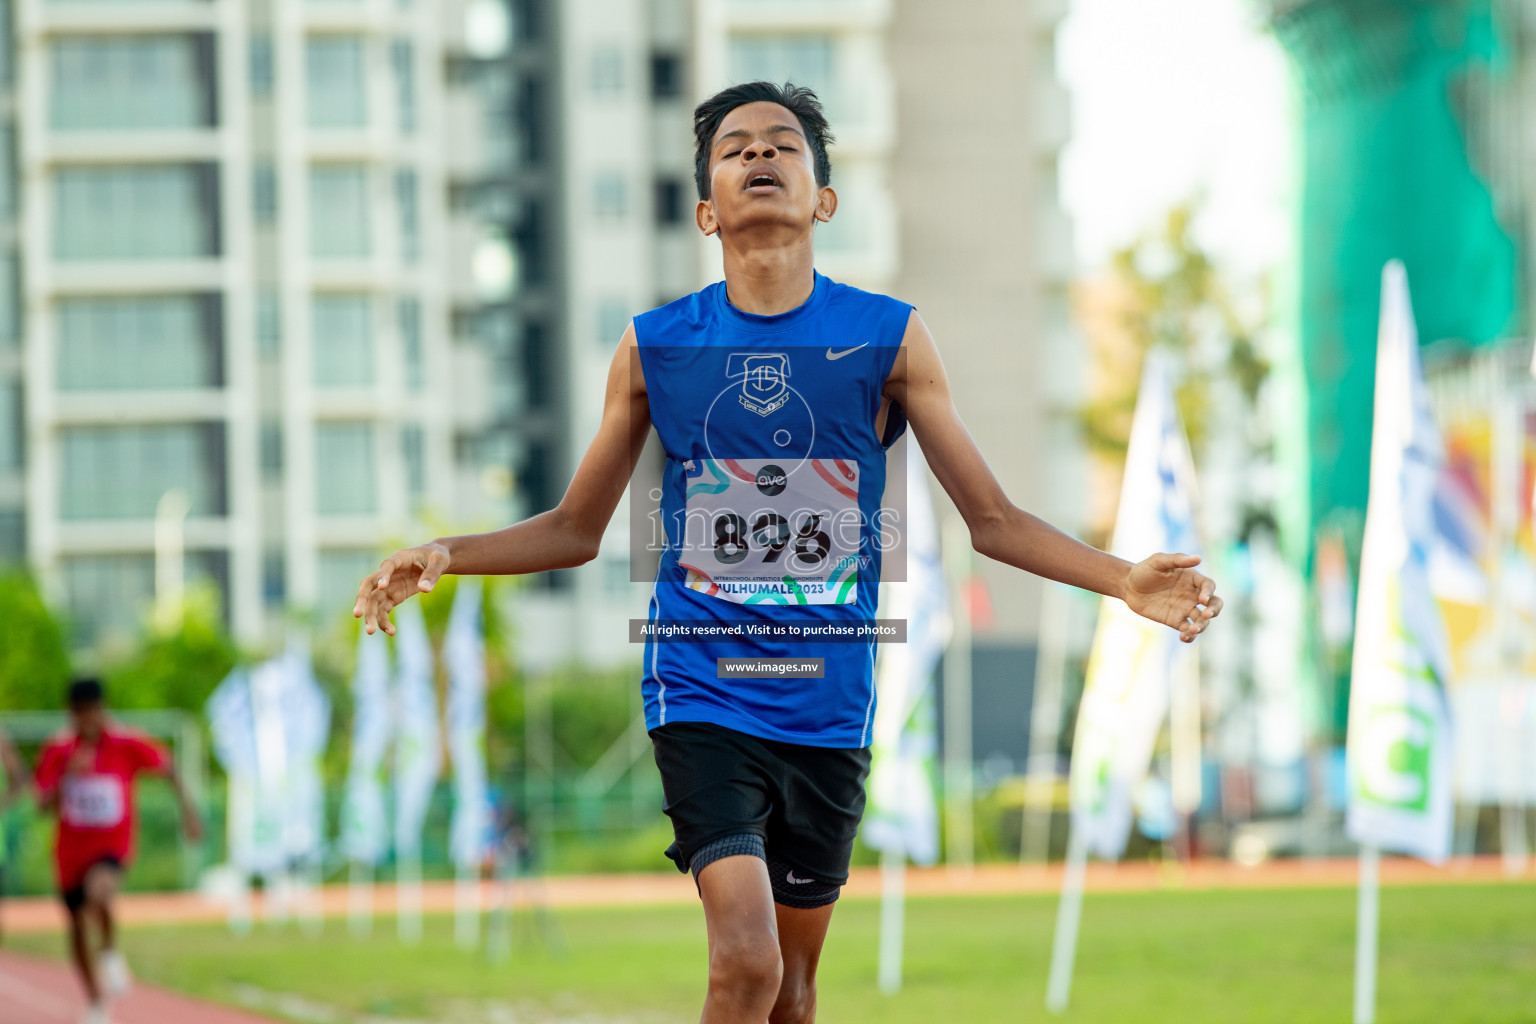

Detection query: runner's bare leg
xmin=66 ymin=906 xmax=100 ymax=1004
xmin=697 ymin=855 xmax=782 ymax=1023
xmin=769 ymin=902 xmax=835 ymax=1024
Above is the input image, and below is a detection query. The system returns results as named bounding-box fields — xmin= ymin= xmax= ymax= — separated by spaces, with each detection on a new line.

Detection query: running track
xmin=0 ymin=949 xmax=280 ymax=1024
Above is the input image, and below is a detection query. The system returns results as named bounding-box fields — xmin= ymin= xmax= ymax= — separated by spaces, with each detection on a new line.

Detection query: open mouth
xmin=744 ymin=168 xmax=781 ymax=191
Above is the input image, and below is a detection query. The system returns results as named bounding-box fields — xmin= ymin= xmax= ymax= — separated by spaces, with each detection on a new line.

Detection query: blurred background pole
xmin=1170 ymin=650 xmax=1203 ymax=860
xmin=1492 ymin=378 xmax=1528 ymax=875
xmin=1023 ymin=582 xmax=1070 ymax=864
xmin=942 ymin=516 xmax=974 ymax=872
xmin=154 ymin=488 xmax=190 ymax=631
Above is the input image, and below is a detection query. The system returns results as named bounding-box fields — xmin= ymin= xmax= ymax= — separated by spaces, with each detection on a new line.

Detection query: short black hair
xmin=693 ymin=81 xmax=834 ymax=201
xmin=67 ymin=677 xmax=104 ymax=707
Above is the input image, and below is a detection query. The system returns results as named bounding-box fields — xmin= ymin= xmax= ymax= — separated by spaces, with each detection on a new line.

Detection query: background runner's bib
xmin=61 ymin=773 xmax=127 ymax=829
xmin=636 ymin=272 xmax=913 ymax=747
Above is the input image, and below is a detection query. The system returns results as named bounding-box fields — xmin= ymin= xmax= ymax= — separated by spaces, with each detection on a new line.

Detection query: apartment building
xmin=9 ymin=0 xmax=508 ymax=649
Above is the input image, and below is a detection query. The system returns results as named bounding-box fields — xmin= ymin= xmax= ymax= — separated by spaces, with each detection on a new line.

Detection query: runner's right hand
xmin=353 ymin=542 xmax=451 ymax=636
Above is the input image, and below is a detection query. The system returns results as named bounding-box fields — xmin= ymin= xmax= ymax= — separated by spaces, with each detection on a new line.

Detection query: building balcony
xmin=52 ymin=515 xmax=231 ymax=555
xmin=25 ymin=1 xmax=219 ymax=35
xmin=46 ymin=259 xmax=226 ymax=295
xmin=41 ymin=131 xmax=222 ymax=165
xmin=716 ymin=0 xmax=892 ymax=31
xmin=50 ymin=388 xmax=228 ymax=424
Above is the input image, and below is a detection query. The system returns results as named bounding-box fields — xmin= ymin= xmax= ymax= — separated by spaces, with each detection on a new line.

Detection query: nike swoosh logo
xmin=786 ymin=870 xmax=814 ymax=885
xmin=825 ymin=344 xmax=869 ymax=361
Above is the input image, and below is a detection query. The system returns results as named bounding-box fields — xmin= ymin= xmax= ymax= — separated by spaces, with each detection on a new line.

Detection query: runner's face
xmin=699 ymin=102 xmax=834 ymax=239
xmin=70 ymin=702 xmax=105 ymax=741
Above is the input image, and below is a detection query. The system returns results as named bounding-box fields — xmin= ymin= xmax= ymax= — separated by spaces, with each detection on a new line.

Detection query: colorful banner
xmin=342 ymin=629 xmax=393 ymax=865
xmin=864 ymin=438 xmax=949 ymax=867
xmin=445 ymin=578 xmax=490 ymax=870
xmin=393 ymin=600 xmax=441 ymax=860
xmin=1345 ymin=262 xmax=1454 ymax=864
xmin=1068 ymin=351 xmax=1201 ymax=860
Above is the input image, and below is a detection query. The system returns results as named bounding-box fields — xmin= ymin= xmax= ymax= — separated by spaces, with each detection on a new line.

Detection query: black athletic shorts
xmin=60 ymin=856 xmax=123 ymax=913
xmin=650 ymin=720 xmax=871 ymax=888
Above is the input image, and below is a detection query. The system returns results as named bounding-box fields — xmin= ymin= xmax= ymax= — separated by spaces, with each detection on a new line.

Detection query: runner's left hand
xmin=1122 ymin=552 xmax=1222 ymax=643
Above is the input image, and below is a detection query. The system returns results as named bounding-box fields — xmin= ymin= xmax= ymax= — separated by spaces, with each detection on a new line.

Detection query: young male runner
xmin=34 ymin=679 xmax=203 ymax=1024
xmin=356 ymin=81 xmax=1222 ymax=1023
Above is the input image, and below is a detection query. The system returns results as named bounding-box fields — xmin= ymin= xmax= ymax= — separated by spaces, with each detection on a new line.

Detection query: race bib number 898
xmin=680 ymin=457 xmax=862 ymax=606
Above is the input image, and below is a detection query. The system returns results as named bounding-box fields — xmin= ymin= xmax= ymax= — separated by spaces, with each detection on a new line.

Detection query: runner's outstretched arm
xmin=356 ymin=326 xmax=651 ymax=634
xmin=889 ymin=310 xmax=1222 ymax=643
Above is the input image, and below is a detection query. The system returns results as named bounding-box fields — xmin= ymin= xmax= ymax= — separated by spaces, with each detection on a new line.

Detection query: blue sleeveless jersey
xmin=635 ymin=272 xmax=912 ymax=748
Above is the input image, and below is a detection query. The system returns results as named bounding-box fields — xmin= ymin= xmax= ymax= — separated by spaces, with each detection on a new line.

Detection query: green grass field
xmin=14 ymin=883 xmax=1536 ymax=1023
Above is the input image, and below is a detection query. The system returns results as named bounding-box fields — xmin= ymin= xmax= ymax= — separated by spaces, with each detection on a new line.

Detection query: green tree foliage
xmin=1078 ymin=202 xmax=1270 ymax=460
xmin=0 ymin=571 xmax=72 ymax=710
xmin=103 ymin=584 xmax=240 ymax=712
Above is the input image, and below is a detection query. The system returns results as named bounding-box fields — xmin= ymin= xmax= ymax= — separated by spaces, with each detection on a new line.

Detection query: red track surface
xmin=0 ymin=949 xmax=280 ymax=1024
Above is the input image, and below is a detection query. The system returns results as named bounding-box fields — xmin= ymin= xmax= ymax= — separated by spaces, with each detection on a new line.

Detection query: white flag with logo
xmin=864 ymin=438 xmax=949 ymax=866
xmin=1344 ymin=262 xmax=1454 ymax=864
xmin=445 ymin=578 xmax=490 ymax=869
xmin=279 ymin=637 xmax=330 ymax=867
xmin=342 ymin=628 xmax=393 ymax=865
xmin=393 ymin=600 xmax=441 ymax=860
xmin=1068 ymin=351 xmax=1201 ymax=859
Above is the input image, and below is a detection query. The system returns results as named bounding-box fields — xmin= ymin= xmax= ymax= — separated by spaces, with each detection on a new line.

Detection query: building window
xmin=0 ymin=255 xmax=17 ymax=349
xmin=0 ymin=512 xmax=23 ymax=565
xmin=654 ymin=178 xmax=686 ymax=227
xmin=399 ymin=297 xmax=423 ymax=391
xmin=391 ymin=39 xmax=415 ymax=134
xmin=318 ymin=549 xmax=376 ymax=610
xmin=0 ymin=381 xmax=21 ymax=473
xmin=596 ymin=299 xmax=630 ymax=349
xmin=650 ymin=52 xmax=683 ymax=100
xmin=0 ymin=128 xmax=15 ymax=217
xmin=395 ymin=169 xmax=419 ymax=263
xmin=253 ymin=162 xmax=277 ymax=223
xmin=256 ymin=289 xmax=281 ymax=356
xmin=249 ymin=35 xmax=273 ymax=99
xmin=51 ymin=34 xmax=216 ymax=131
xmin=60 ymin=422 xmax=227 ymax=520
xmin=306 ymin=35 xmax=367 ymax=129
xmin=315 ymin=422 xmax=375 ymax=515
xmin=309 ymin=164 xmax=370 ymax=259
xmin=54 ymin=163 xmax=220 ymax=260
xmin=262 ymin=550 xmax=285 ymax=608
xmin=57 ymin=294 xmax=222 ymax=390
xmin=401 ymin=424 xmax=425 ymax=500
xmin=728 ymin=35 xmax=837 ymax=119
xmin=593 ymin=174 xmax=626 ymax=221
xmin=259 ymin=421 xmax=282 ymax=478
xmin=312 ymin=293 xmax=373 ymax=388
xmin=63 ymin=552 xmax=229 ymax=650
xmin=588 ymin=46 xmax=624 ymax=95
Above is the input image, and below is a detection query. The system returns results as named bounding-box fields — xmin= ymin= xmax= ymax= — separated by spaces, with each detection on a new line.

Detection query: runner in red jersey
xmin=34 ymin=679 xmax=202 ymax=1024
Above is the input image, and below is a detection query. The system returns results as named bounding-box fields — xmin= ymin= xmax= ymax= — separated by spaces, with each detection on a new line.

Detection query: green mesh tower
xmin=1271 ymin=0 xmax=1521 ymax=734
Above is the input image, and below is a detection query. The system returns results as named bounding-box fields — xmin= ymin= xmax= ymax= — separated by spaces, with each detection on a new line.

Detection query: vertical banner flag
xmin=247 ymin=656 xmax=293 ymax=875
xmin=1068 ymin=351 xmax=1201 ymax=859
xmin=1345 ymin=262 xmax=1454 ymax=864
xmin=206 ymin=668 xmax=259 ymax=874
xmin=446 ymin=578 xmax=490 ymax=869
xmin=865 ymin=438 xmax=949 ymax=867
xmin=280 ymin=636 xmax=331 ymax=869
xmin=343 ymin=629 xmax=393 ymax=865
xmin=393 ymin=600 xmax=442 ymax=860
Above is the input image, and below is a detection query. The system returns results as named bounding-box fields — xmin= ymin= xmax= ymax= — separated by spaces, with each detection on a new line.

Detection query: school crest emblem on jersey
xmin=731 ymin=353 xmax=791 ymax=417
